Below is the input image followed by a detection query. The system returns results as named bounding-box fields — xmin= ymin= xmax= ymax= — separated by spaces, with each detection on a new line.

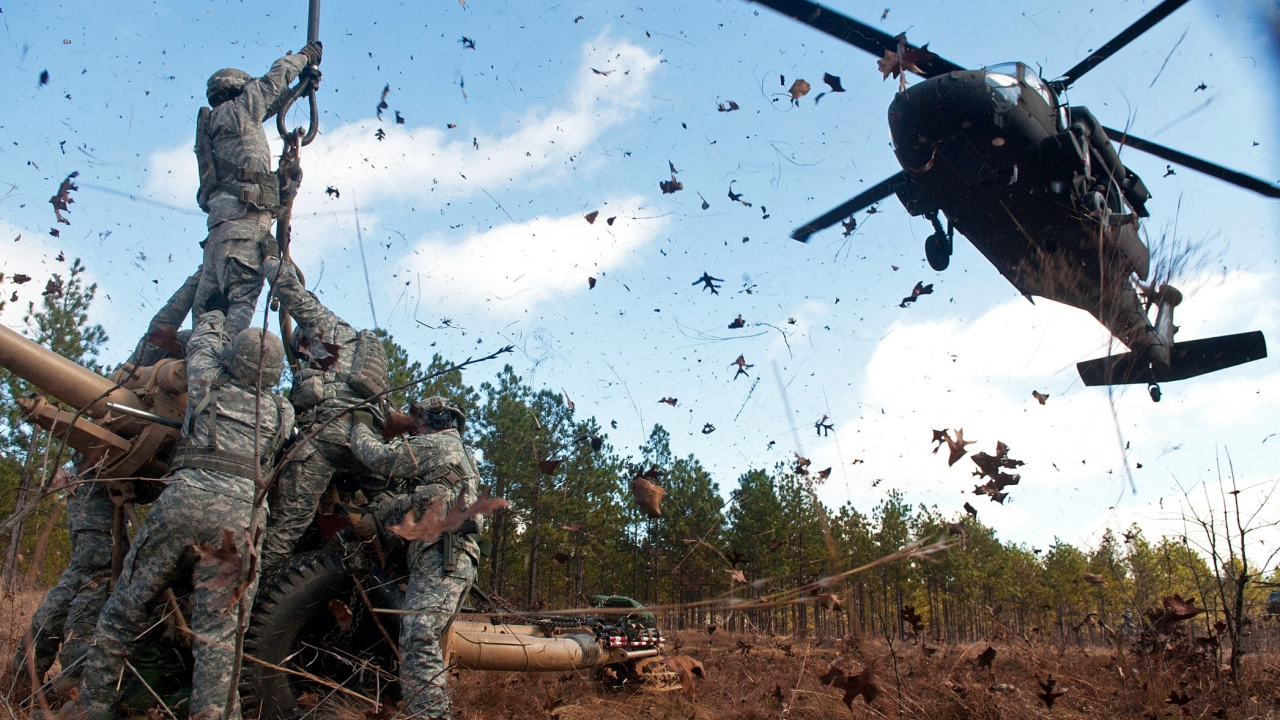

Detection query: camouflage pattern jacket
xmin=202 ymin=53 xmax=307 ymax=240
xmin=174 ymin=310 xmax=294 ymax=503
xmin=262 ymin=257 xmax=366 ymax=426
xmin=349 ymin=425 xmax=482 ymax=560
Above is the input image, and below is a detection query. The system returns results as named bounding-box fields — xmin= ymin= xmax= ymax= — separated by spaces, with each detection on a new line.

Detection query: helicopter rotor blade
xmin=749 ymin=0 xmax=963 ymax=78
xmin=1104 ymin=126 xmax=1280 ymax=199
xmin=1056 ymin=0 xmax=1191 ymax=88
xmin=791 ymin=172 xmax=906 ymax=242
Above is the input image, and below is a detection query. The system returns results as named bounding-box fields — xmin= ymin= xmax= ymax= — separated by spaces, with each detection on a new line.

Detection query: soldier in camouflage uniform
xmin=75 ymin=309 xmax=293 ymax=720
xmin=125 ymin=268 xmax=201 ymax=367
xmin=348 ymin=398 xmax=482 ymax=719
xmin=258 ymin=255 xmax=390 ymax=574
xmin=10 ymin=480 xmax=113 ymax=688
xmin=192 ymin=42 xmax=321 ymax=337
xmin=13 ymin=273 xmax=202 ymax=688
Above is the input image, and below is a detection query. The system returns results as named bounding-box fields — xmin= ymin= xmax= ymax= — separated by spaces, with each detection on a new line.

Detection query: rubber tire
xmin=242 ymin=550 xmax=398 ymax=720
xmin=925 ymin=233 xmax=950 ymax=271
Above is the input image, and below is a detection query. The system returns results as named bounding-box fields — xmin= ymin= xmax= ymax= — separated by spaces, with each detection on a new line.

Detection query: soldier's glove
xmin=260 ymin=237 xmax=280 ymax=261
xmin=299 ymin=41 xmax=323 ymax=67
xmin=299 ymin=66 xmax=322 ymax=94
xmin=351 ymin=409 xmax=375 ymax=430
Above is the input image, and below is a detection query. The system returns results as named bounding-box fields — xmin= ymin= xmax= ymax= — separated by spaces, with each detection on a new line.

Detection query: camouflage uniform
xmin=14 ymin=277 xmax=202 ymax=686
xmin=348 ymin=423 xmax=481 ymax=719
xmin=192 ymin=53 xmax=309 ymax=337
xmin=78 ymin=310 xmax=293 ymax=720
xmin=125 ymin=268 xmax=200 ymax=367
xmin=258 ymin=256 xmax=389 ymax=574
xmin=11 ymin=481 xmax=113 ymax=684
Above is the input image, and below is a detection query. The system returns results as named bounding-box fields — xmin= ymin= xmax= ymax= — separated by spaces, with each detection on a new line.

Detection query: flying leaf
xmin=728 ymin=314 xmax=745 ymax=329
xmin=328 ymin=599 xmax=355 ymax=632
xmin=900 ymin=604 xmax=924 ymax=634
xmin=822 ymin=72 xmax=845 ymax=92
xmin=787 ymin=79 xmax=810 ymax=104
xmin=1038 ymin=675 xmax=1066 ymax=708
xmin=588 ymin=276 xmax=597 ymax=289
xmin=1167 ymin=690 xmax=1194 ymax=706
xmin=43 ymin=276 xmax=64 ymax=299
xmin=552 ymin=551 xmax=570 ymax=564
xmin=1151 ymin=594 xmax=1205 ymax=633
xmin=1081 ymin=573 xmax=1110 ymax=589
xmin=631 ymin=474 xmax=666 ymax=518
xmin=819 ymin=593 xmax=843 ymax=611
xmin=389 ymin=489 xmax=511 ymax=546
xmin=899 ymin=280 xmax=934 ymax=308
xmin=382 ymin=411 xmax=417 ymax=440
xmin=842 ymin=664 xmax=880 ymax=706
xmin=49 ymin=171 xmax=79 ymax=225
xmin=146 ymin=324 xmax=185 ymax=358
xmin=584 ymin=210 xmax=599 ymax=224
xmin=793 ymin=452 xmax=811 ymax=475
xmin=460 ymin=36 xmax=476 ymax=49
xmin=727 ymin=182 xmax=752 ymax=207
xmin=732 ymin=354 xmax=754 ymax=380
xmin=717 ymin=100 xmax=740 ymax=112
xmin=537 ymin=459 xmax=562 ymax=475
xmin=193 ymin=527 xmax=258 ymax=614
xmin=725 ymin=568 xmax=747 ymax=584
xmin=325 ymin=186 xmax=340 ymax=198
xmin=376 ymin=84 xmax=390 ymax=120
xmin=701 ymin=423 xmax=716 ymax=434
xmin=975 ymin=645 xmax=996 ymax=669
xmin=693 ymin=272 xmax=723 ymax=294
xmin=661 ymin=656 xmax=706 ymax=697
xmin=1032 ymin=390 xmax=1049 ymax=405
xmin=659 ymin=397 xmax=678 ymax=407
xmin=659 ymin=160 xmax=683 ymax=194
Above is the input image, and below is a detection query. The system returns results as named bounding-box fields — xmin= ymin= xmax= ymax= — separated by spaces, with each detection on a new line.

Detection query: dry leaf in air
xmin=49 ymin=171 xmax=79 ymax=225
xmin=661 ymin=655 xmax=706 ymax=696
xmin=787 ymin=79 xmax=810 ymax=104
xmin=631 ymin=474 xmax=666 ymax=518
xmin=390 ymin=489 xmax=511 ymax=546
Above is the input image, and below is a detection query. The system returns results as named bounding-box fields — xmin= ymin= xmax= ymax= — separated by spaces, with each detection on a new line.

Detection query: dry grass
xmin=4 ymin=590 xmax=1280 ymax=720
xmin=445 ymin=629 xmax=1280 ymax=720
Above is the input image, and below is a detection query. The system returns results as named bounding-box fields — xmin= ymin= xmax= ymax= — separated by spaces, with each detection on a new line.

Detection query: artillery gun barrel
xmin=106 ymin=402 xmax=184 ymax=429
xmin=0 ymin=323 xmax=144 ymax=418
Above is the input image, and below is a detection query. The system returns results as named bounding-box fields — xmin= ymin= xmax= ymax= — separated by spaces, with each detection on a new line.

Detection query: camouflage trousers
xmin=400 ymin=542 xmax=475 ymax=719
xmin=193 ymin=219 xmax=270 ymax=337
xmin=260 ymin=434 xmax=360 ymax=575
xmin=79 ymin=477 xmax=263 ymax=720
xmin=12 ymin=483 xmax=115 ymax=684
xmin=12 ymin=530 xmax=112 ymax=684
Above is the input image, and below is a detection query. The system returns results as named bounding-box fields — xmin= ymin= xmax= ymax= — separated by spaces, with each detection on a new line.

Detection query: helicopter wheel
xmin=925 ymin=233 xmax=950 ymax=271
xmin=1147 ymin=383 xmax=1161 ymax=403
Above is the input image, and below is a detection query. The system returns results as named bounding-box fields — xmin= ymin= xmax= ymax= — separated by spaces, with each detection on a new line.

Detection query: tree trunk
xmin=23 ymin=502 xmax=59 ymax=589
xmin=1 ymin=434 xmax=42 ymax=593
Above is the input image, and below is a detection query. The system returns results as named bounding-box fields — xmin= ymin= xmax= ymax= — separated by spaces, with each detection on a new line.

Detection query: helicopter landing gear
xmin=924 ymin=211 xmax=953 ymax=271
xmin=1147 ymin=382 xmax=1161 ymax=403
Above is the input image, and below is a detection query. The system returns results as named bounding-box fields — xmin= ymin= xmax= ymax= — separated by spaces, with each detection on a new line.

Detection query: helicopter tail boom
xmin=1077 ymin=331 xmax=1267 ymax=387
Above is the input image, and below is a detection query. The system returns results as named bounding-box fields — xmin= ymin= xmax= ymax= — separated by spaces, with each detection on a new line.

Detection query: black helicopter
xmin=753 ymin=0 xmax=1276 ymax=401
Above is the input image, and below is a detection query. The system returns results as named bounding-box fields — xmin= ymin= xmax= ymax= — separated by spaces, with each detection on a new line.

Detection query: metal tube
xmin=307 ymin=0 xmax=320 ymax=44
xmin=0 ymin=324 xmax=143 ymax=417
xmin=106 ymin=402 xmax=183 ymax=429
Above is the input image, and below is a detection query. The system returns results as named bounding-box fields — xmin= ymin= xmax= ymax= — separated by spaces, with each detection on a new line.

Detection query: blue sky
xmin=2 ymin=0 xmax=1278 ymax=553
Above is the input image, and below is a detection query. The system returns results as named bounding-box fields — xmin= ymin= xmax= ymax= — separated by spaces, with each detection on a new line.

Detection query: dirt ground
xmin=3 ymin=589 xmax=1279 ymax=720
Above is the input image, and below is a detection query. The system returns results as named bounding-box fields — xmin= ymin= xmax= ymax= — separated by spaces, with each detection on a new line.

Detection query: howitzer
xmin=0 ymin=324 xmax=187 ymax=479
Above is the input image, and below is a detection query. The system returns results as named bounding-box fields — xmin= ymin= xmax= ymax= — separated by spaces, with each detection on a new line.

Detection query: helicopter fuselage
xmin=886 ymin=63 xmax=1160 ymax=354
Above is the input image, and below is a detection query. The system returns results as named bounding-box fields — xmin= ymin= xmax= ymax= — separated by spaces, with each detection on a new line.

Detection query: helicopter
xmin=751 ymin=0 xmax=1276 ymax=401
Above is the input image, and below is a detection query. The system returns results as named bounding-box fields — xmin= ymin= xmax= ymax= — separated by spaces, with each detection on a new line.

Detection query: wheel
xmin=925 ymin=233 xmax=950 ymax=271
xmin=242 ymin=550 xmax=400 ymax=720
xmin=1148 ymin=383 xmax=1161 ymax=402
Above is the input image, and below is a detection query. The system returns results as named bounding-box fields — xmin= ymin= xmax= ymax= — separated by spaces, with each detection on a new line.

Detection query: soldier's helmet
xmin=206 ymin=68 xmax=253 ymax=105
xmin=411 ymin=396 xmax=466 ymax=433
xmin=224 ymin=328 xmax=285 ymax=387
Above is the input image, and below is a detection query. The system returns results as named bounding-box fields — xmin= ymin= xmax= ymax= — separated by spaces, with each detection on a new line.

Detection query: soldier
xmin=73 ymin=308 xmax=294 ymax=720
xmin=12 ymin=271 xmax=201 ymax=691
xmin=192 ymin=42 xmax=321 ymax=337
xmin=348 ymin=398 xmax=482 ymax=719
xmin=125 ymin=268 xmax=201 ymax=367
xmin=257 ymin=255 xmax=390 ymax=574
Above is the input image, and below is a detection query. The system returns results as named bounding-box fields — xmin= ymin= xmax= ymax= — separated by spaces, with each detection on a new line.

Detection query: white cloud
xmin=804 ymin=270 xmax=1280 ymax=544
xmin=145 ymin=32 xmax=664 ymax=242
xmin=0 ymin=221 xmax=88 ymax=329
xmin=401 ymin=197 xmax=665 ymax=316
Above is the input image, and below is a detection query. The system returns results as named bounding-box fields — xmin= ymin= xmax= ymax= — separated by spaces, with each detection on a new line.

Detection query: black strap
xmin=168 ymin=446 xmax=261 ymax=480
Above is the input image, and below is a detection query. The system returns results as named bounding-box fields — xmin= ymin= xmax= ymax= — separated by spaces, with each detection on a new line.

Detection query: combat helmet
xmin=224 ymin=327 xmax=285 ymax=387
xmin=206 ymin=68 xmax=252 ymax=105
xmin=411 ymin=396 xmax=466 ymax=433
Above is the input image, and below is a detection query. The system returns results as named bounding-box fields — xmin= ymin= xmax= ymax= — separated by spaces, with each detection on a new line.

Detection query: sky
xmin=1 ymin=0 xmax=1278 ymax=556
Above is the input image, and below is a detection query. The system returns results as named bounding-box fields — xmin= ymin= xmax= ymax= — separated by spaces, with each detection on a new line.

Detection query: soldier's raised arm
xmin=261 ymin=255 xmax=343 ymax=336
xmin=236 ymin=48 xmax=316 ymax=123
xmin=125 ymin=268 xmax=201 ymax=366
xmin=349 ymin=422 xmax=422 ymax=479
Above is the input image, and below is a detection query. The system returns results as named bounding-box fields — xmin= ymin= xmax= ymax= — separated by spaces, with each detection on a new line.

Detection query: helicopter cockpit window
xmin=984 ymin=62 xmax=1060 ymax=119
